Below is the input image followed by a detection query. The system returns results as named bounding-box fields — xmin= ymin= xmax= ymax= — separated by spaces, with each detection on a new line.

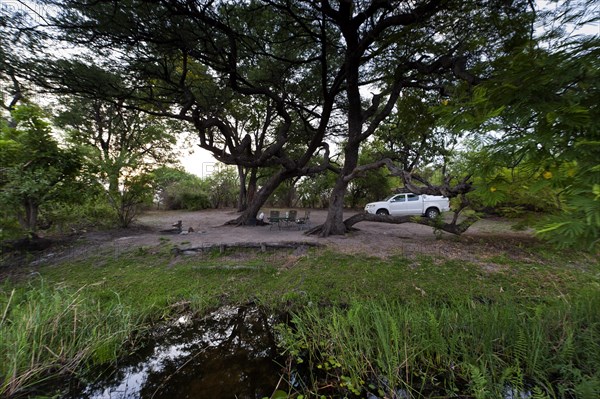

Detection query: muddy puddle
xmin=67 ymin=305 xmax=284 ymax=399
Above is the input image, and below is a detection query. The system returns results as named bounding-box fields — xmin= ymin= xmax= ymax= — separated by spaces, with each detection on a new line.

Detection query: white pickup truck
xmin=364 ymin=193 xmax=450 ymax=219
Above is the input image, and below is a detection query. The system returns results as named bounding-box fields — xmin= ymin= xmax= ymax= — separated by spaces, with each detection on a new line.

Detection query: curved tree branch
xmin=342 ymin=212 xmax=479 ymax=235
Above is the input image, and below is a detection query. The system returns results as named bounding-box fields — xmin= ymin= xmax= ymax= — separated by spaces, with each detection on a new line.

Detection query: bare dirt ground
xmin=118 ymin=208 xmax=541 ymax=265
xmin=3 ymin=207 xmax=567 ymax=278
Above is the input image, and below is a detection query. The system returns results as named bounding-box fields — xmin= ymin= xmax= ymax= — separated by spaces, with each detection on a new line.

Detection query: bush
xmin=162 ymin=180 xmax=211 ymax=210
xmin=0 ymin=215 xmax=22 ymax=241
xmin=45 ymin=197 xmax=117 ymax=232
xmin=466 ymin=167 xmax=560 ymax=218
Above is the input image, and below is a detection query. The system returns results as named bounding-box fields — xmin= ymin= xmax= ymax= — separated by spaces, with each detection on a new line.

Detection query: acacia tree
xmin=0 ymin=61 xmax=24 ymax=126
xmin=0 ymin=3 xmax=41 ymax=129
xmin=337 ymin=1 xmax=599 ymax=242
xmin=339 ymin=92 xmax=456 ymax=208
xmin=55 ymin=96 xmax=177 ymax=227
xmin=151 ymin=166 xmax=208 ymax=210
xmin=371 ymin=92 xmax=451 ymax=173
xmin=299 ymin=0 xmax=535 ymax=236
xmin=30 ymin=0 xmax=335 ymax=226
xmin=196 ymin=96 xmax=289 ymax=212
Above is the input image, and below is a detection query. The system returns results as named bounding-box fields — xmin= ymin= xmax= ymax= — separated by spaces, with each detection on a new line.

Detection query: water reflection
xmin=72 ymin=306 xmax=282 ymax=399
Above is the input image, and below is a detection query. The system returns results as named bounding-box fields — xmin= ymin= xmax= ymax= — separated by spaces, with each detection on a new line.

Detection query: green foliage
xmin=373 ymin=91 xmax=451 ymax=171
xmin=442 ymin=33 xmax=600 ymax=249
xmin=204 ymin=166 xmax=239 ymax=208
xmin=0 ymin=215 xmax=21 ymax=241
xmin=153 ymin=166 xmax=211 ymax=210
xmin=460 ymin=155 xmax=561 ymax=217
xmin=347 ymin=168 xmax=392 ymax=208
xmin=111 ymin=173 xmax=155 ymax=228
xmin=32 ymin=0 xmax=539 ymax=234
xmin=346 ymin=146 xmax=399 ymax=208
xmin=296 ymin=171 xmax=337 ymax=208
xmin=268 ymin=177 xmax=298 ymax=207
xmin=535 ymin=140 xmax=600 ymax=250
xmin=55 ymin=95 xmax=179 ymax=227
xmin=45 ymin=194 xmax=117 ymax=231
xmin=152 ymin=164 xmax=241 ymax=210
xmin=0 ymin=104 xmax=82 ymax=233
xmin=151 ymin=165 xmax=239 ymax=211
xmin=4 ymin=237 xmax=599 ymax=396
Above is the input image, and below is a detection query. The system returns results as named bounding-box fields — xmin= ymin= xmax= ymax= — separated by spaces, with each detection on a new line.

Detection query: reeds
xmin=0 ymin=281 xmax=140 ymax=397
xmin=279 ymin=291 xmax=600 ymax=398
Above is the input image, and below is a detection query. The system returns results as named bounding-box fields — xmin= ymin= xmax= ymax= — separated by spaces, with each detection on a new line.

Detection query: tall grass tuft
xmin=278 ymin=291 xmax=600 ymax=398
xmin=0 ymin=280 xmax=140 ymax=397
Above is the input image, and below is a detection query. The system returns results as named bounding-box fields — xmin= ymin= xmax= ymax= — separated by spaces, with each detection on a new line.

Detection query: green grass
xmin=277 ymin=293 xmax=600 ymax=398
xmin=0 ymin=281 xmax=139 ymax=397
xmin=0 ymin=243 xmax=599 ymax=397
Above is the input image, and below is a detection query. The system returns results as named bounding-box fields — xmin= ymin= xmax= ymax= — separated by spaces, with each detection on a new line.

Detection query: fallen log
xmin=343 ymin=212 xmax=479 ymax=235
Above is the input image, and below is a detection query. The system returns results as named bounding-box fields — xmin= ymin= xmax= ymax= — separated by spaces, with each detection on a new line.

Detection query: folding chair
xmin=285 ymin=210 xmax=297 ymax=228
xmin=295 ymin=210 xmax=311 ymax=230
xmin=268 ymin=210 xmax=280 ymax=230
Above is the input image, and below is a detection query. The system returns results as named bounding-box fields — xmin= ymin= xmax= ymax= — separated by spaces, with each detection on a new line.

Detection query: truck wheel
xmin=425 ymin=207 xmax=440 ymax=219
xmin=376 ymin=209 xmax=389 ymax=215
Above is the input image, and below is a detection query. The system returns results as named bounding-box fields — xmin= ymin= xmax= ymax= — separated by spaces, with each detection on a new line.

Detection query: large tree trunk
xmin=236 ymin=166 xmax=259 ymax=212
xmin=18 ymin=198 xmax=39 ymax=232
xmin=247 ymin=169 xmax=257 ymax=205
xmin=282 ymin=180 xmax=296 ymax=208
xmin=237 ymin=165 xmax=248 ymax=212
xmin=313 ymin=142 xmax=360 ymax=236
xmin=226 ymin=169 xmax=295 ymax=226
xmin=316 ymin=178 xmax=350 ymax=236
xmin=312 ymin=37 xmax=364 ymax=237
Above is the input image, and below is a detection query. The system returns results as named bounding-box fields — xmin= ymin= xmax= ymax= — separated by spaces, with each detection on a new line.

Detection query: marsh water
xmin=60 ymin=304 xmax=537 ymax=399
xmin=67 ymin=305 xmax=283 ymax=399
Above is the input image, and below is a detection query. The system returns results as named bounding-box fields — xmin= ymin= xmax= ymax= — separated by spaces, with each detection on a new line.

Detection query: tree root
xmin=304 ymin=225 xmax=323 ymax=236
xmin=304 ymin=224 xmax=360 ymax=236
xmin=224 ymin=218 xmax=269 ymax=227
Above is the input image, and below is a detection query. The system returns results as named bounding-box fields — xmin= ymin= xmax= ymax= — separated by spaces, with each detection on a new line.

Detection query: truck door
xmin=388 ymin=194 xmax=406 ymax=215
xmin=405 ymin=194 xmax=423 ymax=215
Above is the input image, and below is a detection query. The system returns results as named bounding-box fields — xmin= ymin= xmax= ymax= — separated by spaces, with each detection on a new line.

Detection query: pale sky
xmin=179 ymin=144 xmax=219 ymax=178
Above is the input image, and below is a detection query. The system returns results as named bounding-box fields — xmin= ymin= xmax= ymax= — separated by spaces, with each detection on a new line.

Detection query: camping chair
xmin=295 ymin=210 xmax=311 ymax=230
xmin=268 ymin=210 xmax=280 ymax=230
xmin=285 ymin=210 xmax=297 ymax=228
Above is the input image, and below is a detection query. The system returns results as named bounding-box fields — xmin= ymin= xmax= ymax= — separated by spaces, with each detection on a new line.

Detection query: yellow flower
xmin=490 ymin=186 xmax=497 ymax=192
xmin=542 ymin=171 xmax=553 ymax=180
xmin=441 ymin=99 xmax=449 ymax=105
